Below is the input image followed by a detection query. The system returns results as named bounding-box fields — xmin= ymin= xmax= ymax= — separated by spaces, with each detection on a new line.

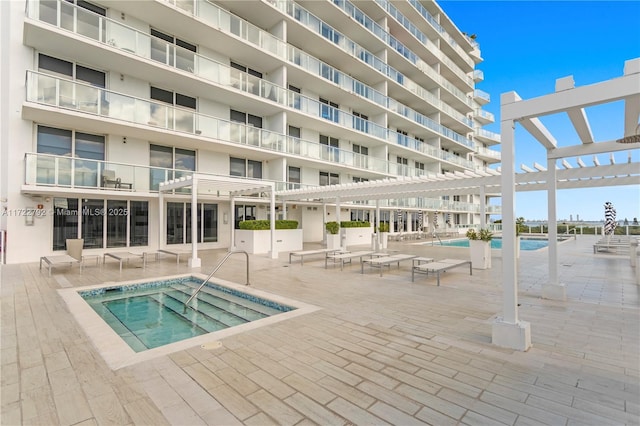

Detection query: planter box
xmin=326 ymin=234 xmax=341 ymax=250
xmin=469 ymin=240 xmax=491 ymax=269
xmin=235 ymin=229 xmax=303 ymax=254
xmin=341 ymin=226 xmax=374 ymax=247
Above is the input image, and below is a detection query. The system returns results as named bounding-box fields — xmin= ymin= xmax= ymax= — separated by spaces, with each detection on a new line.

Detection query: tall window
xmin=320 ymin=135 xmax=339 ymax=162
xmin=353 ymin=111 xmax=369 ymax=133
xmin=230 ymin=109 xmax=262 ymax=145
xmin=39 ymin=0 xmax=106 ymax=41
xmin=319 ymin=171 xmax=339 ymax=186
xmin=353 ymin=143 xmax=369 ymax=168
xmin=288 ymin=166 xmax=301 ymax=189
xmin=288 ymin=85 xmax=301 ymax=110
xmin=287 ymin=125 xmax=301 ymax=154
xmin=150 ymin=28 xmax=196 ymax=72
xmin=37 ymin=126 xmax=105 ymax=187
xmin=234 ymin=205 xmax=256 ymax=229
xmin=320 ymin=98 xmax=339 ymax=123
xmin=150 ymin=86 xmax=196 ymax=132
xmin=38 ymin=54 xmax=105 ymax=112
xmin=52 ymin=198 xmax=148 ymax=250
xmin=350 ymin=209 xmax=369 ymax=222
xmin=167 ymin=202 xmax=218 ymax=244
xmin=150 ymin=144 xmax=195 ymax=190
xmin=230 ymin=61 xmax=262 ymax=95
xmin=230 ymin=157 xmax=262 ymax=178
xmin=397 ymin=156 xmax=409 ymax=176
xmin=415 ymin=161 xmax=425 ymax=176
xmin=397 ymin=129 xmax=409 ymax=146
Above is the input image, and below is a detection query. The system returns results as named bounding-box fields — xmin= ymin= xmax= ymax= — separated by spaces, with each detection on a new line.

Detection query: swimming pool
xmin=428 ymin=237 xmax=552 ymax=250
xmin=60 ymin=274 xmax=319 ymax=369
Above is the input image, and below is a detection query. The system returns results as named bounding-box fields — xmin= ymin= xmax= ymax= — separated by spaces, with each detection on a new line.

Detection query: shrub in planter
xmin=378 ymin=222 xmax=389 ymax=233
xmin=325 ymin=221 xmax=340 ymax=234
xmin=466 ymin=228 xmax=493 ymax=241
xmin=339 ymin=221 xmax=371 ymax=228
xmin=239 ymin=220 xmax=298 ymax=230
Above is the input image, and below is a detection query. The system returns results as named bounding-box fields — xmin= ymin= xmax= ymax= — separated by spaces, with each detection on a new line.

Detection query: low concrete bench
xmin=412 ymin=259 xmax=472 ymax=286
xmin=289 ymin=248 xmax=342 ymax=266
xmin=325 ymin=250 xmax=374 ymax=270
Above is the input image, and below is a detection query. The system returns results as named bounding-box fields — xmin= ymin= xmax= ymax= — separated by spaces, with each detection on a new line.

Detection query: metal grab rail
xmin=183 ymin=250 xmax=250 ymax=312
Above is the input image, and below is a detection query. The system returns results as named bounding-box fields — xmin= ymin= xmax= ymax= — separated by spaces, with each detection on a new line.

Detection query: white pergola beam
xmin=548 ymin=140 xmax=636 ymax=159
xmin=567 ymin=107 xmax=594 ymax=144
xmin=518 ymin=117 xmax=557 ymax=149
xmin=624 ymin=94 xmax=640 ymax=137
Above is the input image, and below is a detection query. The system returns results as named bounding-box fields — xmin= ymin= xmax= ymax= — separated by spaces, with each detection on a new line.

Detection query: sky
xmin=439 ymin=1 xmax=640 ymax=222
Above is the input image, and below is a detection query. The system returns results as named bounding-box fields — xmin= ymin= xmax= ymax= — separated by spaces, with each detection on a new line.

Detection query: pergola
xmin=278 ymin=58 xmax=640 ymax=351
xmin=158 ymin=174 xmax=277 ymax=267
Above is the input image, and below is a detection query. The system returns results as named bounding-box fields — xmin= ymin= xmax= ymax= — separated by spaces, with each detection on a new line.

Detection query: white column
xmin=158 ymin=190 xmax=164 ymax=250
xmin=375 ymin=200 xmax=380 ymax=247
xmin=480 ymin=185 xmax=486 ymax=229
xmin=188 ymin=178 xmax=201 ymax=268
xmin=322 ymin=203 xmax=327 ymax=245
xmin=282 ymin=201 xmax=287 ymax=220
xmin=269 ymin=190 xmax=277 ymax=259
xmin=492 ymin=92 xmax=531 ymax=351
xmin=230 ymin=196 xmax=236 ymax=250
xmin=542 ymin=157 xmax=566 ymax=300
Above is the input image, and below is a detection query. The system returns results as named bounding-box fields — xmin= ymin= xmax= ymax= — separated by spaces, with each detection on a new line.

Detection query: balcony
xmin=474 ymin=128 xmax=501 ymax=145
xmin=474 ymin=146 xmax=501 ymax=164
xmin=474 ymin=109 xmax=494 ymax=125
xmin=473 ymin=89 xmax=490 ymax=105
xmin=473 ymin=70 xmax=484 ymax=82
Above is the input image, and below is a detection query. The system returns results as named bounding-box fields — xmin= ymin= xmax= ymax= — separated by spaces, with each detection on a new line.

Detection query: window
xmin=37 ymin=126 xmax=105 ymax=187
xmin=415 ymin=161 xmax=425 ymax=175
xmin=167 ymin=202 xmax=218 ymax=244
xmin=397 ymin=156 xmax=408 ymax=176
xmin=149 ymin=144 xmax=195 ymax=190
xmin=150 ymin=86 xmax=196 ymax=132
xmin=287 ymin=125 xmax=301 ymax=155
xmin=353 ymin=111 xmax=369 ymax=133
xmin=288 ymin=166 xmax=301 ymax=189
xmin=38 ymin=54 xmax=105 ymax=112
xmin=319 ymin=171 xmax=339 ymax=186
xmin=230 ymin=157 xmax=262 ymax=178
xmin=230 ymin=109 xmax=262 ymax=145
xmin=234 ymin=205 xmax=256 ymax=229
xmin=320 ymin=98 xmax=339 ymax=123
xmin=230 ymin=61 xmax=262 ymax=95
xmin=397 ymin=129 xmax=409 ymax=147
xmin=352 ymin=176 xmax=369 ymax=183
xmin=350 ymin=209 xmax=369 ymax=222
xmin=150 ymin=28 xmax=196 ymax=72
xmin=288 ymin=85 xmax=301 ymax=109
xmin=52 ymin=198 xmax=148 ymax=250
xmin=39 ymin=0 xmax=106 ymax=41
xmin=320 ymin=135 xmax=339 ymax=162
xmin=353 ymin=143 xmax=369 ymax=168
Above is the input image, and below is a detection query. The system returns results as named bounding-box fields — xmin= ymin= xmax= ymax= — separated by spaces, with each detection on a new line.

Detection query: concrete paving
xmin=1 ymin=235 xmax=638 ymax=425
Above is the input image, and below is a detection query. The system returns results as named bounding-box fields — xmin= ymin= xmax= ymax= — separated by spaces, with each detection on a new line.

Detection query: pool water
xmin=434 ymin=237 xmax=550 ymax=250
xmin=81 ymin=277 xmax=294 ymax=352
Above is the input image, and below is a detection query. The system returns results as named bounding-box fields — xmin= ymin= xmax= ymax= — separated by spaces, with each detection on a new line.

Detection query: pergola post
xmin=375 ymin=200 xmax=380 ymax=248
xmin=158 ymin=190 xmax=164 ymax=250
xmin=188 ymin=176 xmax=201 ymax=268
xmin=479 ymin=185 xmax=486 ymax=229
xmin=269 ymin=189 xmax=277 ymax=259
xmin=322 ymin=203 xmax=327 ymax=245
xmin=492 ymin=92 xmax=531 ymax=351
xmin=230 ymin=196 xmax=235 ymax=250
xmin=542 ymin=156 xmax=566 ymax=300
xmin=282 ymin=201 xmax=287 ymax=220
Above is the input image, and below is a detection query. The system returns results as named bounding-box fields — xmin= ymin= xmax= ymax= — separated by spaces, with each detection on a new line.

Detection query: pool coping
xmin=58 ymin=273 xmax=321 ymax=370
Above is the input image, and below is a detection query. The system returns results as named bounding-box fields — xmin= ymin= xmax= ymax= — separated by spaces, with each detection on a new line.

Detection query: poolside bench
xmin=103 ymin=252 xmax=144 ymax=272
xmin=361 ymin=254 xmax=417 ymax=277
xmin=289 ymin=248 xmax=342 ymax=265
xmin=158 ymin=249 xmax=191 ymax=264
xmin=325 ymin=250 xmax=374 ymax=270
xmin=40 ymin=254 xmax=80 ymax=277
xmin=593 ymin=238 xmax=633 ymax=254
xmin=411 ymin=259 xmax=472 ymax=286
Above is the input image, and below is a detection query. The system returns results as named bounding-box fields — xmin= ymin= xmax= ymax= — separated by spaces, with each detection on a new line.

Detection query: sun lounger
xmin=289 ymin=248 xmax=343 ymax=265
xmin=158 ymin=249 xmax=191 ymax=264
xmin=103 ymin=252 xmax=143 ymax=272
xmin=412 ymin=259 xmax=472 ymax=286
xmin=593 ymin=238 xmax=633 ymax=254
xmin=40 ymin=254 xmax=80 ymax=276
xmin=325 ymin=250 xmax=374 ymax=270
xmin=361 ymin=254 xmax=417 ymax=277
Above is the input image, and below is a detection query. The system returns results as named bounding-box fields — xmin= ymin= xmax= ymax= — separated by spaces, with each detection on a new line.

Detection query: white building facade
xmin=0 ymin=0 xmax=500 ymax=264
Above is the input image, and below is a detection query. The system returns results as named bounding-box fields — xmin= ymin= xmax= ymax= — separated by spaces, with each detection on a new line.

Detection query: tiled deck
xmin=1 ymin=235 xmax=638 ymax=425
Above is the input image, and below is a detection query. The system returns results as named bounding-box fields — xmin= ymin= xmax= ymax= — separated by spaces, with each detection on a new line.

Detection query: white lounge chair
xmin=411 ymin=258 xmax=472 ymax=286
xmin=103 ymin=252 xmax=143 ymax=272
xmin=39 ymin=238 xmax=90 ymax=276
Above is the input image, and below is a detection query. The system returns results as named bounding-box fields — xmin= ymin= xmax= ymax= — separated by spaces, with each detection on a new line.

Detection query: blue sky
xmin=440 ymin=1 xmax=640 ymax=222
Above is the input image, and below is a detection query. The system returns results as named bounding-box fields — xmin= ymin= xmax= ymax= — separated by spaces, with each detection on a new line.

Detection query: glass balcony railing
xmin=475 ymin=145 xmax=501 ymax=160
xmin=269 ymin=0 xmax=474 ymax=108
xmin=475 ymin=128 xmax=501 ymax=143
xmin=473 ymin=70 xmax=484 ymax=81
xmin=24 ymin=152 xmax=319 ymax=194
xmin=474 ymin=89 xmax=491 ymax=103
xmin=31 ymin=71 xmax=475 ymax=175
xmin=475 ymin=109 xmax=494 ymax=122
xmin=371 ymin=0 xmax=474 ymax=87
xmin=26 ymin=0 xmax=475 ymax=150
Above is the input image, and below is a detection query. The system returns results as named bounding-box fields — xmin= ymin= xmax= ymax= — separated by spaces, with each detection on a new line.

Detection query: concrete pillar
xmin=542 ymin=157 xmax=566 ymax=300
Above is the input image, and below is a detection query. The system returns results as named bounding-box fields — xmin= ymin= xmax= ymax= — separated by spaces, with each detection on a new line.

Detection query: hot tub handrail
xmin=183 ymin=250 xmax=250 ymax=312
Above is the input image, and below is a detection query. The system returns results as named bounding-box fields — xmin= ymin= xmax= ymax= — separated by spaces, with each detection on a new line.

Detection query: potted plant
xmin=466 ymin=228 xmax=493 ymax=269
xmin=325 ymin=221 xmax=341 ymax=250
xmin=378 ymin=222 xmax=389 ymax=249
xmin=236 ymin=220 xmax=302 ymax=254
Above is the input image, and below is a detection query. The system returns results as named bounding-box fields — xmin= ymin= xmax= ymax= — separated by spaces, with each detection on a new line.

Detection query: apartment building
xmin=0 ymin=0 xmax=501 ymax=264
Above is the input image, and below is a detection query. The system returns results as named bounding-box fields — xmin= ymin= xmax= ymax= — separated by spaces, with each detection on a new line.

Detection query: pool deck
xmin=1 ymin=235 xmax=638 ymax=425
